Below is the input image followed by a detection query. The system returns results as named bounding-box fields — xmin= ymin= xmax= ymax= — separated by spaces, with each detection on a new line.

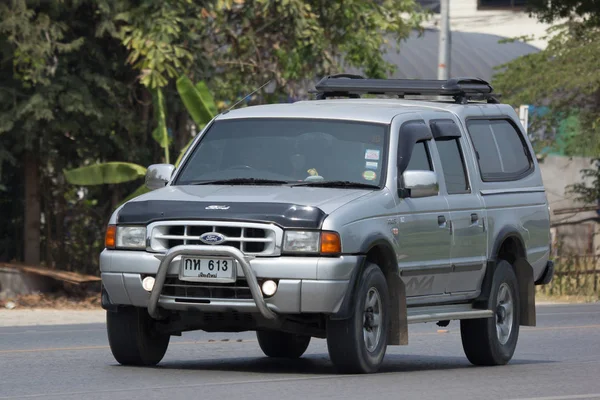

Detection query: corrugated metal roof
xmin=380 ymin=29 xmax=540 ymax=82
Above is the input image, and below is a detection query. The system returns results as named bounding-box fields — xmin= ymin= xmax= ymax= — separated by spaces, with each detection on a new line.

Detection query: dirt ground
xmin=0 ymin=291 xmax=102 ymax=310
xmin=0 ymin=291 xmax=104 ymax=327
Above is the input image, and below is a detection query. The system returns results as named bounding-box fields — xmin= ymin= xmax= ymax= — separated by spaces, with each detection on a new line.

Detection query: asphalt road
xmin=1 ymin=303 xmax=600 ymax=400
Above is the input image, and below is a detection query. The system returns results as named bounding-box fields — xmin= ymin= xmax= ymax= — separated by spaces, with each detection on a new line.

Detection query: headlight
xmin=116 ymin=226 xmax=147 ymax=249
xmin=283 ymin=231 xmax=342 ymax=254
xmin=283 ymin=231 xmax=320 ymax=253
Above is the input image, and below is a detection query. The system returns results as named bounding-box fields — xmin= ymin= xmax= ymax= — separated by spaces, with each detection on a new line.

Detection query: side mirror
xmin=145 ymin=164 xmax=175 ymax=190
xmin=400 ymin=170 xmax=438 ymax=198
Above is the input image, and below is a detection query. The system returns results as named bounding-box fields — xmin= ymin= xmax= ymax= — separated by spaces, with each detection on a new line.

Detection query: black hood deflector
xmin=117 ymin=200 xmax=328 ymax=229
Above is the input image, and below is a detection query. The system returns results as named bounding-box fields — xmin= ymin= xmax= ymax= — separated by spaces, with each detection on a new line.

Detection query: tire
xmin=106 ymin=307 xmax=170 ymax=366
xmin=460 ymin=260 xmax=520 ymax=366
xmin=326 ymin=263 xmax=390 ymax=374
xmin=256 ymin=330 xmax=311 ymax=358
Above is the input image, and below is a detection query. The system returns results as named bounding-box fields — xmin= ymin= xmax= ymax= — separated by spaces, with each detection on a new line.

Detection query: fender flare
xmin=477 ymin=226 xmax=536 ymax=327
xmin=330 ymin=234 xmax=408 ymax=345
xmin=490 ymin=226 xmax=526 ymax=262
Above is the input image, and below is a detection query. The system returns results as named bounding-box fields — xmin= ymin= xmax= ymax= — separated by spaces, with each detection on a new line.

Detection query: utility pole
xmin=437 ymin=0 xmax=451 ymax=80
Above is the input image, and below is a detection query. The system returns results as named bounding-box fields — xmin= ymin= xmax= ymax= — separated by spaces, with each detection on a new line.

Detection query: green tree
xmin=0 ymin=0 xmax=151 ymax=269
xmin=0 ymin=0 xmax=429 ymax=273
xmin=63 ymin=0 xmax=429 ymax=195
xmin=525 ymin=0 xmax=600 ymax=28
xmin=63 ymin=75 xmax=218 ymax=200
xmin=493 ymin=2 xmax=600 ymax=205
xmin=111 ymin=0 xmax=428 ymax=94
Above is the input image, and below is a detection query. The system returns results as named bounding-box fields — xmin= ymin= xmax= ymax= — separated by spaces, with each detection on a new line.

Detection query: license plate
xmin=179 ymin=257 xmax=236 ymax=282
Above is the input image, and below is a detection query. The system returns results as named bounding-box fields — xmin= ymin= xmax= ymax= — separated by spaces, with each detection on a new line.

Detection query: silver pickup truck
xmin=100 ymin=75 xmax=554 ymax=374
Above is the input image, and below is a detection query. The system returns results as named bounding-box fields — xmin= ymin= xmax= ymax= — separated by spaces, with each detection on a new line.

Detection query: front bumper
xmin=100 ymin=246 xmax=357 ymax=320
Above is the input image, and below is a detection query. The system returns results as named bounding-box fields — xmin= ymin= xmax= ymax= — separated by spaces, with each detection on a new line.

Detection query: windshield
xmin=175 ymin=118 xmax=389 ymax=187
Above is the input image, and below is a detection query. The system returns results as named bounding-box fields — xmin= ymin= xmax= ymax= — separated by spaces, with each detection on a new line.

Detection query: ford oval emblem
xmin=199 ymin=232 xmax=226 ymax=245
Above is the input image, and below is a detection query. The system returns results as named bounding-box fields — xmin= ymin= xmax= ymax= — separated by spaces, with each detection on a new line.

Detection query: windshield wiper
xmin=292 ymin=180 xmax=380 ymax=189
xmin=188 ymin=178 xmax=290 ymax=186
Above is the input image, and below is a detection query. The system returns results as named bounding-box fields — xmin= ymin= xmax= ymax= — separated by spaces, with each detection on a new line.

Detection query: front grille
xmin=162 ymin=277 xmax=252 ymax=300
xmin=148 ymin=221 xmax=282 ymax=256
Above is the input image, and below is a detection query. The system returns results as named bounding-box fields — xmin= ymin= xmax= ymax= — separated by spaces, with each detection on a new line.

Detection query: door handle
xmin=438 ymin=215 xmax=446 ymax=227
xmin=471 ymin=213 xmax=479 ymax=223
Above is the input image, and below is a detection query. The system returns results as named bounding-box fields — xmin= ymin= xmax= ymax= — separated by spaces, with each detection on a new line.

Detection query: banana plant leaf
xmin=119 ymin=183 xmax=151 ymax=206
xmin=64 ymin=162 xmax=147 ymax=185
xmin=195 ymin=81 xmax=218 ymax=117
xmin=175 ymin=138 xmax=193 ymax=167
xmin=151 ymin=87 xmax=171 ymax=163
xmin=176 ymin=75 xmax=216 ymax=129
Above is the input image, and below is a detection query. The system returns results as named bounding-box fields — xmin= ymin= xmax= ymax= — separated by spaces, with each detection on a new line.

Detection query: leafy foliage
xmin=176 ymin=76 xmax=217 ymax=129
xmin=0 ymin=0 xmax=428 ymax=272
xmin=115 ymin=1 xmax=207 ymax=88
xmin=204 ymin=0 xmax=428 ymax=100
xmin=63 ymin=75 xmax=217 ymax=191
xmin=494 ymin=23 xmax=600 ymax=156
xmin=110 ymin=0 xmax=427 ymax=98
xmin=494 ymin=1 xmax=600 ymax=205
xmin=152 ymin=88 xmax=171 ymax=163
xmin=0 ymin=0 xmax=150 ymax=269
xmin=525 ymin=0 xmax=600 ymax=28
xmin=565 ymin=159 xmax=600 ymax=204
xmin=0 ymin=0 xmax=84 ymax=85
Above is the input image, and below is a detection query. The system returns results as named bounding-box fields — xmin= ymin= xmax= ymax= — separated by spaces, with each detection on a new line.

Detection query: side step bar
xmin=407 ymin=304 xmax=494 ymax=324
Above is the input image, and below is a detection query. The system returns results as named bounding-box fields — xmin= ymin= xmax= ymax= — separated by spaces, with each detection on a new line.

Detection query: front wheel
xmin=106 ymin=307 xmax=170 ymax=366
xmin=256 ymin=330 xmax=311 ymax=358
xmin=460 ymin=260 xmax=520 ymax=366
xmin=326 ymin=263 xmax=390 ymax=374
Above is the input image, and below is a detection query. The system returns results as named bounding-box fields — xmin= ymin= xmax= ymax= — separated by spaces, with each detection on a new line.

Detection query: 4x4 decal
xmin=405 ymin=276 xmax=435 ymax=292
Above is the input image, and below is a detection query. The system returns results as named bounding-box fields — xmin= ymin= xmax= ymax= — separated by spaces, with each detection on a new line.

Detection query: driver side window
xmin=406 ymin=141 xmax=433 ymax=171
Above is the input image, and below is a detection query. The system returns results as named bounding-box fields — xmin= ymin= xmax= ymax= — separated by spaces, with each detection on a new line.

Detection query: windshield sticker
xmin=365 ymin=161 xmax=378 ymax=170
xmin=371 ymin=135 xmax=382 ymax=144
xmin=363 ymin=170 xmax=377 ymax=181
xmin=365 ymin=149 xmax=380 ymax=160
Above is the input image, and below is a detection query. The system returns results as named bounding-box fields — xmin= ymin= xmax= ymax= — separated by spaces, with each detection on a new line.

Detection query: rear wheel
xmin=460 ymin=260 xmax=520 ymax=366
xmin=326 ymin=263 xmax=390 ymax=374
xmin=256 ymin=330 xmax=311 ymax=358
xmin=107 ymin=307 xmax=170 ymax=366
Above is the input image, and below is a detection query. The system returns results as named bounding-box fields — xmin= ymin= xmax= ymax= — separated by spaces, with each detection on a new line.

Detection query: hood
xmin=116 ymin=184 xmax=373 ymax=228
xmin=130 ymin=185 xmax=371 ymax=214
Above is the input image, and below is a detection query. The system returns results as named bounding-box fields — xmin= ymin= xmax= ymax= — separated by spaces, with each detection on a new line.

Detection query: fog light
xmin=261 ymin=280 xmax=277 ymax=296
xmin=142 ymin=276 xmax=155 ymax=292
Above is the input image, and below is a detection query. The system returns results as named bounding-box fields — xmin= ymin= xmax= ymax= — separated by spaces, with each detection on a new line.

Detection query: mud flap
xmin=388 ymin=274 xmax=408 ymax=345
xmin=514 ymin=258 xmax=536 ymax=327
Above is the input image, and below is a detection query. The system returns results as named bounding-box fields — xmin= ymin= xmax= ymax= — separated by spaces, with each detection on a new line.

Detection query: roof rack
xmin=311 ymin=74 xmax=500 ymax=104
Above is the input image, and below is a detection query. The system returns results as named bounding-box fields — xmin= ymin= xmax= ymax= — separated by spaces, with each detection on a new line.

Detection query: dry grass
xmin=537 ymin=255 xmax=600 ymax=302
xmin=536 ymin=292 xmax=599 ymax=303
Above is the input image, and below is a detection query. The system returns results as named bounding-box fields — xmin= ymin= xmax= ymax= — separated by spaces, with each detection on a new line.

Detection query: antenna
xmin=225 ymin=79 xmax=273 ymax=113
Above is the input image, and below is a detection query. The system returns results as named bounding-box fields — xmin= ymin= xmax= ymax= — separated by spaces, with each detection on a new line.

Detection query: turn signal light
xmin=105 ymin=225 xmax=116 ymax=249
xmin=320 ymin=231 xmax=341 ymax=254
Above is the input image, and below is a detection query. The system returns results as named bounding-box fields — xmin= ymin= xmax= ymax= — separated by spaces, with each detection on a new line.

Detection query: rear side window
xmin=466 ymin=119 xmax=533 ymax=181
xmin=435 ymin=138 xmax=469 ymax=194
